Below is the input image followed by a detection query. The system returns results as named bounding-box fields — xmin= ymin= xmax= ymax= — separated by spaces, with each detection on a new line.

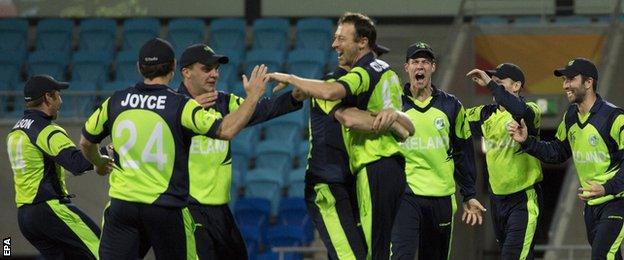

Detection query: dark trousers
xmin=305 ymin=181 xmax=367 ymax=259
xmin=391 ymin=193 xmax=456 ymax=260
xmin=356 ymin=155 xmax=406 ymax=259
xmin=188 ymin=203 xmax=247 ymax=260
xmin=18 ymin=199 xmax=100 ymax=260
xmin=490 ymin=185 xmax=541 ymax=260
xmin=585 ymin=198 xmax=624 ymax=260
xmin=99 ymin=198 xmax=196 ymax=260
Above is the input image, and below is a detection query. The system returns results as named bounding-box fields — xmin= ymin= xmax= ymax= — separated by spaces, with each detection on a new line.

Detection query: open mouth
xmin=415 ymin=73 xmax=425 ymax=81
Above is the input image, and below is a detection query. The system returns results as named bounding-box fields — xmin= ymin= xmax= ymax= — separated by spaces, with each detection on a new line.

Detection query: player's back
xmin=85 ymin=82 xmax=210 ymax=207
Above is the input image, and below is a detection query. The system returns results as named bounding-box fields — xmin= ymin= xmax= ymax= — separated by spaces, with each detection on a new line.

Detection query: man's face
xmin=46 ymin=91 xmax=62 ymax=119
xmin=404 ymin=57 xmax=436 ymax=90
xmin=332 ymin=23 xmax=361 ymax=68
xmin=184 ymin=62 xmax=220 ymax=94
xmin=562 ymin=74 xmax=588 ymax=104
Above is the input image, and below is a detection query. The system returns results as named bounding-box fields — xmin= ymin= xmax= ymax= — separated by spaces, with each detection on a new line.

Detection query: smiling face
xmin=405 ymin=57 xmax=436 ymax=90
xmin=183 ymin=62 xmax=220 ymax=94
xmin=562 ymin=74 xmax=590 ymax=104
xmin=332 ymin=23 xmax=365 ymax=69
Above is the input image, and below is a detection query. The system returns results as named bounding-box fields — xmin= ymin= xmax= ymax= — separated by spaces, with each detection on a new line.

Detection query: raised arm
xmin=268 ymin=73 xmax=346 ymax=101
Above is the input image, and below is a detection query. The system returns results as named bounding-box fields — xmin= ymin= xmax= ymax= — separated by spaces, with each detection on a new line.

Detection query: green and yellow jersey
xmin=400 ymin=85 xmax=476 ymax=200
xmin=7 ymin=110 xmax=93 ymax=207
xmin=336 ymin=52 xmax=404 ymax=174
xmin=82 ymin=82 xmax=222 ymax=207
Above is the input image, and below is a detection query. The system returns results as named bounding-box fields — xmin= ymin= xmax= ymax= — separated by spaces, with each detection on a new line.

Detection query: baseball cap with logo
xmin=405 ymin=42 xmax=435 ymax=61
xmin=554 ymin=58 xmax=598 ymax=82
xmin=138 ymin=38 xmax=175 ymax=66
xmin=486 ymin=63 xmax=525 ymax=87
xmin=179 ymin=44 xmax=229 ymax=70
xmin=24 ymin=75 xmax=69 ymax=101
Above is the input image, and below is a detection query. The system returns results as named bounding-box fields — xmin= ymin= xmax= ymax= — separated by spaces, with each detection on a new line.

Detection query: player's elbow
xmin=320 ymin=84 xmax=345 ymax=101
xmin=216 ymin=128 xmax=236 ymax=140
xmin=78 ymin=136 xmax=92 ymax=152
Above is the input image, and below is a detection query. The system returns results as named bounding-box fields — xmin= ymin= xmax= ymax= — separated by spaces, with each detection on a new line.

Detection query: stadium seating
xmin=235 ymin=197 xmax=271 ymax=228
xmin=0 ymin=50 xmax=24 ymax=91
xmin=287 ymin=49 xmax=327 ymax=80
xmin=167 ymin=18 xmax=205 ymax=52
xmin=244 ymin=168 xmax=285 ymax=215
xmin=28 ymin=50 xmax=70 ymax=81
xmin=71 ymin=50 xmax=113 ymax=83
xmin=295 ymin=18 xmax=334 ymax=51
xmin=252 ymin=18 xmax=290 ymax=51
xmin=286 ymin=167 xmax=306 ymax=198
xmin=79 ymin=18 xmax=117 ymax=51
xmin=210 ymin=18 xmax=247 ymax=52
xmin=36 ymin=18 xmax=73 ymax=52
xmin=122 ymin=18 xmax=160 ymax=50
xmin=0 ymin=18 xmax=28 ymax=54
xmin=115 ymin=50 xmax=141 ymax=82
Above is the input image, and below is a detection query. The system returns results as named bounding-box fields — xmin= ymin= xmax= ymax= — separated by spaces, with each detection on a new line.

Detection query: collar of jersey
xmin=404 ymin=84 xmax=439 ymax=112
xmin=135 ymin=82 xmax=169 ymax=91
xmin=24 ymin=109 xmax=53 ymax=121
xmin=177 ymin=81 xmax=191 ymax=97
xmin=573 ymin=94 xmax=604 ymax=128
xmin=353 ymin=52 xmax=375 ymax=68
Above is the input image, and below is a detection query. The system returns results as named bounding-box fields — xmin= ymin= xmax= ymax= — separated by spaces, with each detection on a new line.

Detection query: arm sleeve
xmin=486 ymin=81 xmax=541 ymax=135
xmin=464 ymin=105 xmax=484 ymax=137
xmin=521 ymin=118 xmax=572 ymax=163
xmin=603 ymin=114 xmax=624 ymax=194
xmin=82 ymin=98 xmax=111 ymax=143
xmin=336 ymin=67 xmax=369 ymax=98
xmin=38 ymin=126 xmax=93 ymax=175
xmin=451 ymin=105 xmax=477 ymax=201
xmin=181 ymin=99 xmax=223 ymax=138
xmin=242 ymin=91 xmax=303 ymax=126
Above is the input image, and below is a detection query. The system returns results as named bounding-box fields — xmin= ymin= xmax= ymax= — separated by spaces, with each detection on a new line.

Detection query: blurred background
xmin=0 ymin=0 xmax=622 ymax=259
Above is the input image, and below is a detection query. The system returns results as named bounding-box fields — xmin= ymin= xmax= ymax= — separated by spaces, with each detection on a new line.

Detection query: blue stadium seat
xmin=122 ymin=18 xmax=160 ymax=50
xmin=36 ymin=18 xmax=73 ymax=52
xmin=167 ymin=18 xmax=205 ymax=52
xmin=239 ymin=224 xmax=262 ymax=258
xmin=2 ymin=94 xmax=25 ymax=119
xmin=228 ymin=80 xmax=245 ymax=97
xmin=252 ymin=18 xmax=289 ymax=51
xmin=260 ymin=225 xmax=305 ymax=260
xmin=244 ymin=49 xmax=285 ymax=95
xmin=71 ymin=50 xmax=113 ymax=83
xmin=115 ymin=50 xmax=141 ymax=82
xmin=295 ymin=18 xmax=333 ymax=51
xmin=286 ymin=167 xmax=305 ymax=198
xmin=513 ymin=16 xmax=544 ymax=26
xmin=235 ymin=197 xmax=271 ymax=227
xmin=0 ymin=50 xmax=25 ymax=91
xmin=554 ymin=15 xmax=591 ymax=25
xmin=278 ymin=197 xmax=313 ymax=243
xmin=28 ymin=51 xmax=70 ymax=80
xmin=327 ymin=51 xmax=338 ymax=72
xmin=244 ymin=168 xmax=284 ymax=215
xmin=210 ymin=18 xmax=246 ymax=52
xmin=101 ymin=80 xmax=134 ymax=92
xmin=474 ymin=16 xmax=508 ymax=25
xmin=215 ymin=48 xmax=244 ymax=87
xmin=79 ymin=18 xmax=117 ymax=51
xmin=0 ymin=18 xmax=28 ymax=54
xmin=265 ymin=109 xmax=307 ymax=131
xmin=59 ymin=93 xmax=97 ymax=118
xmin=244 ymin=49 xmax=285 ymax=75
xmin=287 ymin=49 xmax=327 ymax=80
xmin=297 ymin=141 xmax=309 ymax=161
xmin=232 ymin=126 xmax=258 ymax=158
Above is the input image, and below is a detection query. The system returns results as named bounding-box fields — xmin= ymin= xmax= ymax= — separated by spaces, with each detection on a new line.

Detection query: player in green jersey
xmin=6 ymin=75 xmax=112 ymax=259
xmin=508 ymin=58 xmax=624 ymax=260
xmin=391 ymin=42 xmax=486 ymax=260
xmin=467 ymin=63 xmax=543 ymax=260
xmin=268 ymin=12 xmax=413 ymax=259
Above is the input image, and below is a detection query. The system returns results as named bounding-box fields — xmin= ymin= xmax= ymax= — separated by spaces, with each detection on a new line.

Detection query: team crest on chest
xmin=588 ymin=134 xmax=599 ymax=146
xmin=434 ymin=117 xmax=445 ymax=130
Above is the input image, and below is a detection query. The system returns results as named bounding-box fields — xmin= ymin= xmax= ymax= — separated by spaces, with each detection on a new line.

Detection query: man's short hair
xmin=338 ymin=12 xmax=377 ymax=50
